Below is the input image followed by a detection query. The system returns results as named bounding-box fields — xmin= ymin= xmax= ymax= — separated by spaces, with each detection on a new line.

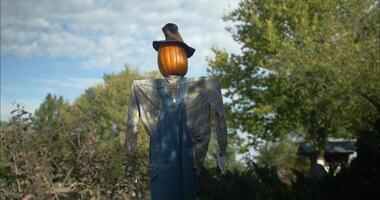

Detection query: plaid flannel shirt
xmin=125 ymin=75 xmax=227 ymax=173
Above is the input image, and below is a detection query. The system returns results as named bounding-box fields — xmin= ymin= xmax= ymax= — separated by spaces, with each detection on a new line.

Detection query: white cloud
xmin=1 ymin=0 xmax=241 ymax=74
xmin=31 ymin=77 xmax=104 ymax=90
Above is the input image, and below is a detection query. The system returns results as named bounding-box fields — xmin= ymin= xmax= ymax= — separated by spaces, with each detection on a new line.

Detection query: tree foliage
xmin=32 ymin=93 xmax=66 ymax=133
xmin=207 ymin=0 xmax=380 ymax=157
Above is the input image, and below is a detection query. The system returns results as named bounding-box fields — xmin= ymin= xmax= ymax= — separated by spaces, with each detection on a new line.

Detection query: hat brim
xmin=153 ymin=40 xmax=195 ymax=58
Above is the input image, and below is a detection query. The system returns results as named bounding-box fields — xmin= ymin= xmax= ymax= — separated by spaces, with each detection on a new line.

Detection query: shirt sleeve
xmin=125 ymin=82 xmax=141 ymax=158
xmin=212 ymin=79 xmax=227 ymax=154
xmin=210 ymin=78 xmax=228 ymax=173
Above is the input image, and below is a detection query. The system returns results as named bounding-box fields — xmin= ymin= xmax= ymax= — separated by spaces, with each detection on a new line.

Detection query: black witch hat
xmin=152 ymin=23 xmax=195 ymax=58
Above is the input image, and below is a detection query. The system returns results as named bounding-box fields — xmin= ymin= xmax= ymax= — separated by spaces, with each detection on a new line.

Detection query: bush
xmin=1 ymin=104 xmax=379 ymax=199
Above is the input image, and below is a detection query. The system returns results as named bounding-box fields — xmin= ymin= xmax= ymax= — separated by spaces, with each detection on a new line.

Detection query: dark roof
xmin=298 ymin=141 xmax=356 ymax=154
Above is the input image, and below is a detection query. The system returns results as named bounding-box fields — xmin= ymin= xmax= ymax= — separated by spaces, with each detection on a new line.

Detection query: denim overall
xmin=149 ymin=77 xmax=197 ymax=200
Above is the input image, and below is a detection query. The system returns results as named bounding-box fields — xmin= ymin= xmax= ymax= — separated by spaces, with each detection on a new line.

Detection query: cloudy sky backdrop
xmin=1 ymin=0 xmax=241 ymax=121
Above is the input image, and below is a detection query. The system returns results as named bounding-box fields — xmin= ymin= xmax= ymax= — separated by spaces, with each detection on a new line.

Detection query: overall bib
xmin=149 ymin=77 xmax=197 ymax=200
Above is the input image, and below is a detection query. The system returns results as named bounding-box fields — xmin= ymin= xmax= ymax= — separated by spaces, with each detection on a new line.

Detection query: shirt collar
xmin=164 ymin=75 xmax=184 ymax=85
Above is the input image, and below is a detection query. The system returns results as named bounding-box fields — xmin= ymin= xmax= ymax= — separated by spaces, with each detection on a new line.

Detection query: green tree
xmin=207 ymin=0 xmax=380 ymax=163
xmin=69 ymin=65 xmax=144 ymax=138
xmin=32 ymin=93 xmax=66 ymax=133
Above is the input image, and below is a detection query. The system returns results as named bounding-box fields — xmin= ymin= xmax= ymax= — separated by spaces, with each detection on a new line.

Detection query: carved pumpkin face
xmin=157 ymin=43 xmax=188 ymax=77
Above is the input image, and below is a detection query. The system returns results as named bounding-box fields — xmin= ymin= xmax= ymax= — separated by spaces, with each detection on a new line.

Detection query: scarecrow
xmin=125 ymin=23 xmax=227 ymax=200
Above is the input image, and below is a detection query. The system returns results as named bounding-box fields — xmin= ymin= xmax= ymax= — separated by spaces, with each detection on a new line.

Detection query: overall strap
xmin=176 ymin=77 xmax=186 ymax=104
xmin=157 ymin=77 xmax=186 ymax=107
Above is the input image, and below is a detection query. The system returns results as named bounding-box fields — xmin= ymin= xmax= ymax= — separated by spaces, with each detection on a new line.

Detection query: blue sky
xmin=1 ymin=0 xmax=241 ymax=121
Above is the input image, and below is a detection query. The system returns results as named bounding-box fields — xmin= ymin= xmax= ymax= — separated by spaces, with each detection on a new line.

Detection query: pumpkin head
xmin=157 ymin=43 xmax=188 ymax=77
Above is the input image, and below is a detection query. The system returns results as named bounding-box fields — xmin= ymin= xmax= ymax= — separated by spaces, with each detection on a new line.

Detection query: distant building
xmin=298 ymin=139 xmax=357 ymax=176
